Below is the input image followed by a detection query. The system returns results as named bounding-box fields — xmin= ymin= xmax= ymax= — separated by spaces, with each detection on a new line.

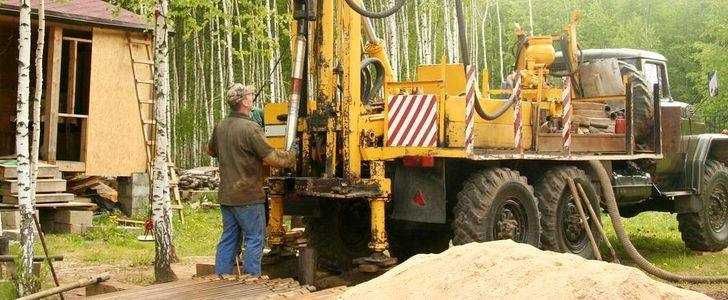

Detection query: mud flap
xmin=390 ymin=162 xmax=446 ymax=224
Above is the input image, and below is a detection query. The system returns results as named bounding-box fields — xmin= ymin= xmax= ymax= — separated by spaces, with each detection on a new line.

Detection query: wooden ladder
xmin=127 ymin=34 xmax=184 ymax=223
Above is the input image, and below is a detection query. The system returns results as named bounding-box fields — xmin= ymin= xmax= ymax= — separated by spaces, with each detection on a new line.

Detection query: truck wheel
xmin=677 ymin=160 xmax=728 ymax=252
xmin=535 ymin=166 xmax=602 ymax=259
xmin=619 ymin=62 xmax=654 ymax=145
xmin=452 ymin=168 xmax=541 ymax=247
xmin=306 ymin=201 xmax=371 ymax=271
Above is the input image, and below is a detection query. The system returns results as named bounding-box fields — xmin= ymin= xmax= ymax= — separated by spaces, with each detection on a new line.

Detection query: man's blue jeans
xmin=215 ymin=204 xmax=265 ymax=276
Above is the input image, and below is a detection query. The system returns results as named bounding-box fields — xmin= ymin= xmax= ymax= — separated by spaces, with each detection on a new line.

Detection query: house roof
xmin=0 ymin=0 xmax=148 ymax=30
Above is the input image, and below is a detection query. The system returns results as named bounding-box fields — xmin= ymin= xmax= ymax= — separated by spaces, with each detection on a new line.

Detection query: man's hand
xmin=263 ymin=150 xmax=297 ymax=168
xmin=289 ymin=138 xmax=300 ymax=156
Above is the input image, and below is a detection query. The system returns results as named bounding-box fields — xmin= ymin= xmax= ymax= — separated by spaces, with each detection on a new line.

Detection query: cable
xmin=589 ymin=160 xmax=728 ymax=283
xmin=343 ymin=0 xmax=407 ymax=19
xmin=361 ymin=58 xmax=385 ymax=105
xmin=454 ymin=0 xmax=515 ymax=121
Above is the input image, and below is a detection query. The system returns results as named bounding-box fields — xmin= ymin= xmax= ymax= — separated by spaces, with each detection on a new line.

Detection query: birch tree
xmin=222 ymin=0 xmax=234 ymax=86
xmin=152 ymin=0 xmax=177 ymax=283
xmin=30 ymin=0 xmax=45 ymax=201
xmin=15 ymin=0 xmax=35 ymax=295
xmin=385 ymin=0 xmax=399 ymax=80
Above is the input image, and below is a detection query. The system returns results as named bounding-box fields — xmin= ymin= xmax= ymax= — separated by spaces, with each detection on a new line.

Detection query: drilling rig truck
xmin=261 ymin=0 xmax=728 ymax=271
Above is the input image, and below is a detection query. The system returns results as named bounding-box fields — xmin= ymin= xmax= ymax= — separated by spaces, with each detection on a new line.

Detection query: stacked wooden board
xmin=0 ymin=159 xmax=74 ymax=204
xmin=89 ymin=275 xmax=314 ymax=299
xmin=0 ymin=159 xmax=96 ymax=234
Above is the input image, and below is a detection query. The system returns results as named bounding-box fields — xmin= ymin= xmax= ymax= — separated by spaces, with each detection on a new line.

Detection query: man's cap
xmin=226 ymin=83 xmax=253 ymax=106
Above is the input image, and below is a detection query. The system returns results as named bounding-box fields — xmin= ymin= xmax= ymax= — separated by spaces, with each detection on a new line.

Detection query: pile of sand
xmin=341 ymin=240 xmax=708 ymax=300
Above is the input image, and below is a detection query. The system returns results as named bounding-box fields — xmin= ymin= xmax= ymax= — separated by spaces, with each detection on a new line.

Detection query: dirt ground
xmin=55 ymin=256 xmax=212 ymax=298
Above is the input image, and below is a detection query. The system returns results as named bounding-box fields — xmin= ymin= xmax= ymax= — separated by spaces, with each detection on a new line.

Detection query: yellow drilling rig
xmin=262 ymin=0 xmax=728 ymax=274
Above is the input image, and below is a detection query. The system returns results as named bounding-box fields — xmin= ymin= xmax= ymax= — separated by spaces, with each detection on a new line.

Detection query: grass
xmin=28 ymin=207 xmax=222 ymax=266
xmin=6 ymin=207 xmax=727 ymax=296
xmin=7 ymin=206 xmax=221 ymax=288
xmin=602 ymin=212 xmax=728 ymax=295
xmin=0 ymin=281 xmax=16 ymax=299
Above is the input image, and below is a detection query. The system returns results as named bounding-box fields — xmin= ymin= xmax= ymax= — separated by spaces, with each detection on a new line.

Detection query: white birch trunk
xmin=470 ymin=0 xmax=477 ymax=67
xmin=400 ymin=7 xmax=410 ymax=80
xmin=266 ymin=0 xmax=278 ymax=101
xmin=170 ymin=37 xmax=179 ymax=158
xmin=15 ymin=0 xmax=35 ymax=294
xmin=214 ymin=19 xmax=225 ymax=117
xmin=30 ymin=0 xmax=45 ymax=200
xmin=207 ymin=26 xmax=216 ymax=126
xmin=385 ymin=0 xmax=399 ymax=80
xmin=423 ymin=7 xmax=433 ymax=64
xmin=528 ymin=0 xmax=534 ymax=35
xmin=232 ymin=0 xmax=247 ymax=84
xmin=480 ymin=11 xmax=489 ymax=73
xmin=152 ymin=0 xmax=177 ymax=283
xmin=442 ymin=0 xmax=453 ymax=62
xmin=414 ymin=1 xmax=422 ymax=64
xmin=496 ymin=1 xmax=505 ymax=83
xmin=449 ymin=0 xmax=459 ymax=62
xmin=221 ymin=0 xmax=234 ymax=86
xmin=272 ymin=0 xmax=284 ymax=103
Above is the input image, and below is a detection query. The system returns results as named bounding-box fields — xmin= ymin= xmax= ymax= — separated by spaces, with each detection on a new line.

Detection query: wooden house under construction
xmin=0 ymin=0 xmax=154 ymax=178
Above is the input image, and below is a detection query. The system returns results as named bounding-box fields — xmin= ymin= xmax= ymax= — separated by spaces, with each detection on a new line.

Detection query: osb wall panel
xmin=0 ymin=22 xmax=19 ymax=156
xmin=85 ymin=28 xmax=149 ymax=176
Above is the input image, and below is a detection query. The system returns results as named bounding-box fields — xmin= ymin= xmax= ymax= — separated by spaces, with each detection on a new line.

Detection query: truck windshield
xmin=643 ymin=62 xmax=669 ymax=97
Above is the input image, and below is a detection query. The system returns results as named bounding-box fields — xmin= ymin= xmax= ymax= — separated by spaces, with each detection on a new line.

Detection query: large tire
xmin=619 ymin=62 xmax=655 ymax=144
xmin=452 ymin=168 xmax=541 ymax=247
xmin=306 ymin=202 xmax=371 ymax=271
xmin=677 ymin=160 xmax=728 ymax=252
xmin=535 ymin=166 xmax=602 ymax=259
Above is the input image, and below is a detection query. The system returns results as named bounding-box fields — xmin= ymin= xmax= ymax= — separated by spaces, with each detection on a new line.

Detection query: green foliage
xmin=603 ymin=212 xmax=728 ymax=293
xmin=10 ymin=255 xmax=44 ymax=297
xmin=0 ymin=281 xmax=17 ymax=300
xmin=108 ymin=0 xmax=728 ymax=165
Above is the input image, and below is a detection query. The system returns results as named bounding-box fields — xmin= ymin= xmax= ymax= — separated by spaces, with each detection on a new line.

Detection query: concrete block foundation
xmin=118 ymin=172 xmax=150 ymax=217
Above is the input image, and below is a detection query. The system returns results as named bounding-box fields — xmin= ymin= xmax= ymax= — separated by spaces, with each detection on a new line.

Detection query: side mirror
xmin=709 ymin=71 xmax=719 ymax=97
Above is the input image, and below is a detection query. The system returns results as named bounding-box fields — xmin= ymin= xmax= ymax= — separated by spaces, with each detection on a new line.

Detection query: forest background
xmin=112 ymin=0 xmax=728 ymax=168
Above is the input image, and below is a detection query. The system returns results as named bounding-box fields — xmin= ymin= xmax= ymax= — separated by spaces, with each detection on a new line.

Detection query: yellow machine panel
xmin=263 ymin=102 xmax=288 ymax=150
xmin=416 ymin=64 xmax=467 ymax=97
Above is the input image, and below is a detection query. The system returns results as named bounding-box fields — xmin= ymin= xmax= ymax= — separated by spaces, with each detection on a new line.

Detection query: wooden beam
xmin=57 ymin=113 xmax=88 ymax=119
xmin=80 ymin=119 xmax=88 ymax=162
xmin=62 ymin=36 xmax=92 ymax=44
xmin=54 ymin=160 xmax=86 ymax=173
xmin=66 ymin=40 xmax=78 ymax=115
xmin=43 ymin=26 xmax=63 ymax=163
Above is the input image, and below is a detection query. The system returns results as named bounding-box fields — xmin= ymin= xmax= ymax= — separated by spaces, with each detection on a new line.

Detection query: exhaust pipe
xmin=285 ymin=23 xmax=307 ymax=151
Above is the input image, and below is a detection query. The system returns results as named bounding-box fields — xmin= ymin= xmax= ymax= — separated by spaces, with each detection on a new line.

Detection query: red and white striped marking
xmin=465 ymin=65 xmax=477 ymax=153
xmin=513 ymin=92 xmax=523 ymax=151
xmin=386 ymin=94 xmax=439 ymax=147
xmin=561 ymin=77 xmax=573 ymax=152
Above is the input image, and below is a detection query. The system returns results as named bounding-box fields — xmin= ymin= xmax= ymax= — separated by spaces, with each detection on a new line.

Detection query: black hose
xmin=344 ymin=0 xmax=406 ymax=19
xmin=361 ymin=58 xmax=385 ymax=105
xmin=589 ymin=160 xmax=728 ymax=283
xmin=454 ymin=0 xmax=515 ymax=121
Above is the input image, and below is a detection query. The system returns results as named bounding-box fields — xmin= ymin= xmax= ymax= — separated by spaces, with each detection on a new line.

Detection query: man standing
xmin=208 ymin=84 xmax=295 ymax=276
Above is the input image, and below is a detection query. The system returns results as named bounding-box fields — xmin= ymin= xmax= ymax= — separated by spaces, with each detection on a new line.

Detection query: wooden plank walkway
xmin=89 ymin=276 xmax=314 ymax=299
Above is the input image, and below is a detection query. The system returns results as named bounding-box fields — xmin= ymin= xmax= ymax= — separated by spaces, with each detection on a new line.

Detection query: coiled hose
xmin=361 ymin=58 xmax=385 ymax=105
xmin=344 ymin=0 xmax=406 ymax=19
xmin=589 ymin=160 xmax=728 ymax=283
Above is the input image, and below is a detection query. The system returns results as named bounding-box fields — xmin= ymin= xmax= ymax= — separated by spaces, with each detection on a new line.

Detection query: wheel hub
xmin=561 ymin=197 xmax=588 ymax=252
xmin=495 ymin=199 xmax=527 ymax=241
xmin=708 ymin=182 xmax=728 ymax=233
